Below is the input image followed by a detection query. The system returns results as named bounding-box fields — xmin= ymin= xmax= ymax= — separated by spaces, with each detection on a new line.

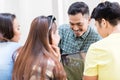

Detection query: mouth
xmin=73 ymin=29 xmax=82 ymax=33
xmin=73 ymin=30 xmax=83 ymax=36
xmin=72 ymin=29 xmax=81 ymax=31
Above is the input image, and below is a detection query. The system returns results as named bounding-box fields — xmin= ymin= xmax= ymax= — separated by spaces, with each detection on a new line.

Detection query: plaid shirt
xmin=58 ymin=24 xmax=102 ymax=55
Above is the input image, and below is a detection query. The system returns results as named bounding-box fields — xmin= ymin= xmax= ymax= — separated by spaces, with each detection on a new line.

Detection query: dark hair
xmin=47 ymin=15 xmax=56 ymax=44
xmin=68 ymin=2 xmax=89 ymax=16
xmin=12 ymin=15 xmax=66 ymax=80
xmin=0 ymin=13 xmax=16 ymax=41
xmin=91 ymin=1 xmax=120 ymax=26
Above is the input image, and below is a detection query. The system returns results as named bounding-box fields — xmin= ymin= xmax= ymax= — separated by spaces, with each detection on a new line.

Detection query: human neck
xmin=111 ymin=23 xmax=120 ymax=34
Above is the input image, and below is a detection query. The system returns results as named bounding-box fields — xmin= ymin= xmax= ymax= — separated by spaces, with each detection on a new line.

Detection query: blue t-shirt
xmin=0 ymin=42 xmax=21 ymax=80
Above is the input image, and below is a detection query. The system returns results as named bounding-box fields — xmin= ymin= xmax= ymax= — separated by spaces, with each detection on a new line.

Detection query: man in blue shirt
xmin=58 ymin=2 xmax=101 ymax=80
xmin=59 ymin=2 xmax=101 ymax=60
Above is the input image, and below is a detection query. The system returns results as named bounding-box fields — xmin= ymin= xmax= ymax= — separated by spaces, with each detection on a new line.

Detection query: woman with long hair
xmin=12 ymin=15 xmax=66 ymax=80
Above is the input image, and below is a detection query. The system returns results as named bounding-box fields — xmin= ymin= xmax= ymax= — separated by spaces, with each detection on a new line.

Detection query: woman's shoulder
xmin=0 ymin=41 xmax=21 ymax=47
xmin=0 ymin=42 xmax=21 ymax=53
xmin=9 ymin=41 xmax=21 ymax=46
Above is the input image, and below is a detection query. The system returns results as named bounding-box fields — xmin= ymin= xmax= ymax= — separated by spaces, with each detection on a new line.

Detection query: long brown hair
xmin=12 ymin=16 xmax=66 ymax=80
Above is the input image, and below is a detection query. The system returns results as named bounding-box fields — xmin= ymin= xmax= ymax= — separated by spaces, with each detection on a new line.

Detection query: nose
xmin=72 ymin=25 xmax=79 ymax=31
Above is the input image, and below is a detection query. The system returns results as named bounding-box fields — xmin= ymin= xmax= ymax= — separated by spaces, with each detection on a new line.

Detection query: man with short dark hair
xmin=59 ymin=1 xmax=101 ymax=60
xmin=84 ymin=1 xmax=120 ymax=80
xmin=58 ymin=2 xmax=101 ymax=80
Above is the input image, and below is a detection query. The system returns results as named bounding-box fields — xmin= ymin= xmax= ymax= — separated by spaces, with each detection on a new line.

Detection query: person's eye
xmin=70 ymin=23 xmax=74 ymax=26
xmin=17 ymin=25 xmax=20 ymax=30
xmin=77 ymin=23 xmax=83 ymax=26
xmin=17 ymin=27 xmax=20 ymax=30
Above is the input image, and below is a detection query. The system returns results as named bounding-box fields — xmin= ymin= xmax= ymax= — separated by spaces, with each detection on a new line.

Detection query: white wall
xmin=0 ymin=0 xmax=103 ymax=44
xmin=107 ymin=0 xmax=120 ymax=3
xmin=17 ymin=0 xmax=53 ymax=45
xmin=57 ymin=0 xmax=102 ymax=25
xmin=57 ymin=0 xmax=120 ymax=29
xmin=0 ymin=0 xmax=53 ymax=45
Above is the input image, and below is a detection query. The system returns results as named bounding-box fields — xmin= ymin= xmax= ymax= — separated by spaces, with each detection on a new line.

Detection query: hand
xmin=50 ymin=44 xmax=61 ymax=61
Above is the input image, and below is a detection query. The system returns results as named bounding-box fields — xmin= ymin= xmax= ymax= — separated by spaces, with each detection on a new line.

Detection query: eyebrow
xmin=69 ymin=22 xmax=83 ymax=25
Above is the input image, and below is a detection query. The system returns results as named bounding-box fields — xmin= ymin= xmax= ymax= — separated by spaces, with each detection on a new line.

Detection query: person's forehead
xmin=69 ymin=13 xmax=83 ymax=18
xmin=69 ymin=13 xmax=88 ymax=21
xmin=69 ymin=21 xmax=84 ymax=25
xmin=69 ymin=17 xmax=86 ymax=24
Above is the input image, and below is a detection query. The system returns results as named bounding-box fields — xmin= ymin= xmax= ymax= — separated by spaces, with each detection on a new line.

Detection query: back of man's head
xmin=91 ymin=1 xmax=120 ymax=26
xmin=68 ymin=2 xmax=89 ymax=16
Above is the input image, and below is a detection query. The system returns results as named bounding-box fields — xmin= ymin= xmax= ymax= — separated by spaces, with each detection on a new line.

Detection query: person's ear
xmin=84 ymin=15 xmax=90 ymax=24
xmin=101 ymin=18 xmax=108 ymax=28
xmin=88 ymin=16 xmax=91 ymax=21
xmin=87 ymin=16 xmax=91 ymax=24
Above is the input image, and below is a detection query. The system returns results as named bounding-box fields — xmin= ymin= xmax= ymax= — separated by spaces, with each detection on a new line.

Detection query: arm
xmin=50 ymin=44 xmax=61 ymax=61
xmin=12 ymin=47 xmax=22 ymax=61
xmin=83 ymin=75 xmax=98 ymax=80
xmin=80 ymin=52 xmax=86 ymax=61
